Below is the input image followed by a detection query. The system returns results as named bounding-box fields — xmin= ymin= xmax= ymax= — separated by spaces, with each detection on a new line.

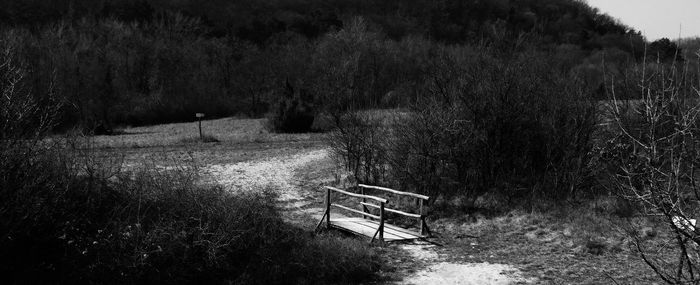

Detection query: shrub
xmin=327 ymin=111 xmax=393 ymax=185
xmin=267 ymin=81 xmax=315 ymax=133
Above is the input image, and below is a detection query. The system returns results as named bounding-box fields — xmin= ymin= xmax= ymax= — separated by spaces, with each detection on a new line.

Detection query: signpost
xmin=196 ymin=113 xmax=205 ymax=140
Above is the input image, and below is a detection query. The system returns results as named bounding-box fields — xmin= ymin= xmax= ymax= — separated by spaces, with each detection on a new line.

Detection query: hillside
xmin=0 ymin=0 xmax=674 ymax=129
xmin=2 ymin=0 xmax=643 ymax=48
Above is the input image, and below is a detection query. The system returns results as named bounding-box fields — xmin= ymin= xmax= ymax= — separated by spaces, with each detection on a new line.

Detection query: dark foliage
xmin=328 ymin=46 xmax=599 ymax=206
xmin=267 ymin=80 xmax=315 ymax=133
xmin=0 ymin=0 xmax=641 ymax=48
xmin=0 ymin=0 xmax=652 ymax=130
xmin=397 ymin=48 xmax=597 ymax=203
xmin=648 ymin=38 xmax=684 ymax=62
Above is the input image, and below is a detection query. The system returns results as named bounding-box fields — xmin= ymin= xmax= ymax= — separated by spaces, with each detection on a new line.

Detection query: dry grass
xmin=73 ymin=118 xmax=325 ymax=148
xmin=428 ymin=205 xmax=670 ymax=284
xmin=51 ymin=117 xmax=328 ymax=169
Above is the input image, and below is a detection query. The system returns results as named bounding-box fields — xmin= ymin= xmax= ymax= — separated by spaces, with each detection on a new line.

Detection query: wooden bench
xmin=315 ymin=184 xmax=431 ymax=243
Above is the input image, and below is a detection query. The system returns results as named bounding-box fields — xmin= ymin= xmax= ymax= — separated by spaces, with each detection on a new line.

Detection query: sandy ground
xmin=205 ymin=149 xmax=327 ymax=203
xmin=204 ymin=148 xmax=535 ymax=285
xmin=399 ymin=242 xmax=534 ymax=285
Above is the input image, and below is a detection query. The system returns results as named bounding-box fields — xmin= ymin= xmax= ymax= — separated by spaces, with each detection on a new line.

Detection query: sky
xmin=585 ymin=0 xmax=700 ymax=40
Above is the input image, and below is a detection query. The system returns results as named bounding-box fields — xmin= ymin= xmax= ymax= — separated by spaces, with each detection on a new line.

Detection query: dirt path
xmin=204 ymin=149 xmax=327 ymax=206
xmin=204 ymin=148 xmax=534 ymax=285
xmin=398 ymin=242 xmax=534 ymax=285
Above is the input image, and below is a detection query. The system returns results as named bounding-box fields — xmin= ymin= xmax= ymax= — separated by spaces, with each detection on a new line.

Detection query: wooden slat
xmin=325 ymin=186 xmax=388 ymax=203
xmin=360 ymin=202 xmax=422 ymax=218
xmin=330 ymin=219 xmax=379 ymax=239
xmin=330 ymin=218 xmax=422 ymax=241
xmin=358 ymin=184 xmax=430 ymax=200
xmin=336 ymin=224 xmax=403 ymax=241
xmin=332 ymin=204 xmax=381 ymax=219
xmin=369 ymin=223 xmax=418 ymax=239
xmin=333 ymin=218 xmax=420 ymax=240
xmin=361 ymin=219 xmax=425 ymax=238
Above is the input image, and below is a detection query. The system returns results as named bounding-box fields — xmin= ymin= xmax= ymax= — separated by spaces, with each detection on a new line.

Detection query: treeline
xmin=0 ymin=0 xmax=644 ymax=48
xmin=0 ymin=0 xmax=671 ymax=130
xmin=2 ymin=15 xmax=265 ymax=129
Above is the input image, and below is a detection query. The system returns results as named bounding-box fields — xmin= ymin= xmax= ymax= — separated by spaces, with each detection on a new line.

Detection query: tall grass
xmin=1 ymin=146 xmax=382 ymax=284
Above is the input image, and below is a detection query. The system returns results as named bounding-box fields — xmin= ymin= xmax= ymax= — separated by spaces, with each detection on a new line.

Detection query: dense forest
xmin=0 ymin=0 xmax=686 ymax=131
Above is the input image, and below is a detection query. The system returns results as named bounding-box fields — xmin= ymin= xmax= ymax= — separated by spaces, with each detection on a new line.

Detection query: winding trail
xmin=203 ymin=148 xmax=534 ymax=285
xmin=205 ymin=149 xmax=327 ymax=203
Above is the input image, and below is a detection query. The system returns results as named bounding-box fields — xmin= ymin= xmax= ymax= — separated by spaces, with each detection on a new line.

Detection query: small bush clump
xmin=267 ymin=81 xmax=315 ymax=133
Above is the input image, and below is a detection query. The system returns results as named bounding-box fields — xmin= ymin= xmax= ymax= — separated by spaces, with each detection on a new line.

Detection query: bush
xmin=327 ymin=111 xmax=394 ymax=185
xmin=267 ymin=81 xmax=315 ymax=133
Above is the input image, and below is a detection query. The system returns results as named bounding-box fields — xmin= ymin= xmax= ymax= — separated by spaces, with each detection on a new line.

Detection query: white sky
xmin=585 ymin=0 xmax=700 ymax=40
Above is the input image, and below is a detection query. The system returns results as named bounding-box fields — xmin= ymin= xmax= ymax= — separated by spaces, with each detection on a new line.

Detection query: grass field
xmin=57 ymin=118 xmax=326 ymax=169
xmin=88 ymin=117 xmax=325 ymax=148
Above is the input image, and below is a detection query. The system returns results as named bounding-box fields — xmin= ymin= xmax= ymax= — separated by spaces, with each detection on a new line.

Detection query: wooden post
xmin=419 ymin=198 xmax=425 ymax=236
xmin=326 ymin=187 xmax=331 ymax=228
xmin=378 ymin=202 xmax=385 ymax=243
xmin=196 ymin=113 xmax=205 ymax=140
xmin=361 ymin=186 xmax=368 ymax=218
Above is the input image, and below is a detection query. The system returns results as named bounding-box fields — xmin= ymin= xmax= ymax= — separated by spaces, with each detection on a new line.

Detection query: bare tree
xmin=610 ymin=56 xmax=700 ymax=283
xmin=0 ymin=45 xmax=60 ymax=141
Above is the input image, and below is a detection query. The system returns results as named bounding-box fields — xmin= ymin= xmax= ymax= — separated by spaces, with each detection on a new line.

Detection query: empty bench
xmin=315 ymin=184 xmax=431 ymax=243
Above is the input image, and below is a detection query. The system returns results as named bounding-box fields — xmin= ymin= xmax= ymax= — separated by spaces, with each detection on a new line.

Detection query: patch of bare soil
xmin=398 ymin=241 xmax=534 ymax=285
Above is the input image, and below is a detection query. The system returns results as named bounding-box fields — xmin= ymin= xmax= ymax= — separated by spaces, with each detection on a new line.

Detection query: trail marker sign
xmin=196 ymin=113 xmax=205 ymax=140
